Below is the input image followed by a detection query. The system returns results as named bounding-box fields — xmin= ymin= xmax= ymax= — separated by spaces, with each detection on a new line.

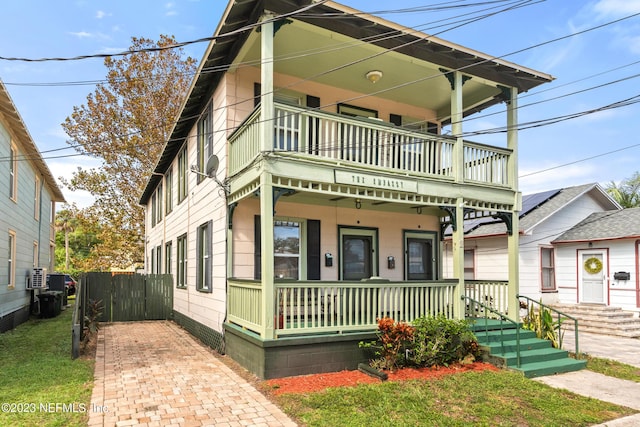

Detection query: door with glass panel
xmin=340 ymin=227 xmax=378 ymax=280
xmin=404 ymin=231 xmax=437 ymax=280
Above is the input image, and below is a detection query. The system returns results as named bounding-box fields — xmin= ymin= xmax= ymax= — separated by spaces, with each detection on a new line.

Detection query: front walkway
xmin=88 ymin=321 xmax=296 ymax=427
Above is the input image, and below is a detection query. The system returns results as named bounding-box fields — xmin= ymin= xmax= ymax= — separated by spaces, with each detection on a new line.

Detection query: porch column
xmin=451 ymin=199 xmax=466 ymax=319
xmin=450 ymin=71 xmax=465 ymax=319
xmin=507 ymin=86 xmax=520 ymax=320
xmin=260 ymin=13 xmax=274 ymax=153
xmin=260 ymin=15 xmax=276 ymax=339
xmin=260 ymin=172 xmax=276 ymax=339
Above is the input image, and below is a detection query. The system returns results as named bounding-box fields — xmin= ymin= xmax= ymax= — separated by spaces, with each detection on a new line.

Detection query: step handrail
xmin=462 ymin=295 xmax=521 ymax=367
xmin=517 ymin=294 xmax=579 ymax=357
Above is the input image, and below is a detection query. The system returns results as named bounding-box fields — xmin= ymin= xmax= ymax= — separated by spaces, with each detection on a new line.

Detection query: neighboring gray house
xmin=443 ymin=183 xmax=620 ymax=307
xmin=552 ymin=207 xmax=640 ymax=312
xmin=0 ymin=79 xmax=65 ymax=332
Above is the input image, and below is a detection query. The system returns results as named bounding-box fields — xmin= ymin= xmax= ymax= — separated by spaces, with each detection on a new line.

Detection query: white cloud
xmin=96 ymin=10 xmax=107 ymax=19
xmin=592 ymin=0 xmax=640 ymax=18
xmin=48 ymin=156 xmax=101 ymax=209
xmin=69 ymin=31 xmax=93 ymax=39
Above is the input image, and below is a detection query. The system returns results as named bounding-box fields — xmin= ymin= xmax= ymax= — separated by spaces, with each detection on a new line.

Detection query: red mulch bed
xmin=265 ymin=362 xmax=499 ymax=395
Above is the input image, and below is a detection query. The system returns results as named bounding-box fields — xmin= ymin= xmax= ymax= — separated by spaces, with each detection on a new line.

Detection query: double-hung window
xmin=9 ymin=143 xmax=17 ymax=201
xmin=165 ymin=167 xmax=173 ymax=215
xmin=176 ymin=233 xmax=187 ymax=288
xmin=34 ymin=176 xmax=41 ymax=220
xmin=274 ymin=220 xmax=301 ymax=279
xmin=197 ymin=105 xmax=213 ymax=184
xmin=8 ymin=231 xmax=16 ymax=288
xmin=178 ymin=146 xmax=188 ymax=204
xmin=196 ymin=221 xmax=212 ymax=292
xmin=165 ymin=241 xmax=172 ymax=274
xmin=541 ymin=247 xmax=556 ymax=291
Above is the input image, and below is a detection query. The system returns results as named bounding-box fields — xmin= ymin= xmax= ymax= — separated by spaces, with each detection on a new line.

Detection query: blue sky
xmin=1 ymin=0 xmax=640 ymax=208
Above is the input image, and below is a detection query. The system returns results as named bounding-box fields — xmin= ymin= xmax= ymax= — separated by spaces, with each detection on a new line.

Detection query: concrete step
xmin=513 ymin=357 xmax=587 ymax=378
xmin=548 ymin=304 xmax=640 ymax=338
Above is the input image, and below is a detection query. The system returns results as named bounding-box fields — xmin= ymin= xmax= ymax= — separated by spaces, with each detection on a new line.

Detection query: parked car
xmin=46 ymin=273 xmax=77 ymax=296
xmin=64 ymin=275 xmax=77 ymax=296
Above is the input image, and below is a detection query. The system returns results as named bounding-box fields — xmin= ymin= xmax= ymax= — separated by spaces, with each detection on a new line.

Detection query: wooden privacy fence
xmin=72 ymin=273 xmax=173 ymax=359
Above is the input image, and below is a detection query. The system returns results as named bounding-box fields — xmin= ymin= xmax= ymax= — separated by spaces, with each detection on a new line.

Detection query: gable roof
xmin=140 ymin=0 xmax=553 ymax=204
xmin=553 ymin=207 xmax=640 ymax=243
xmin=0 ymin=80 xmax=65 ymax=202
xmin=454 ymin=183 xmax=620 ymax=238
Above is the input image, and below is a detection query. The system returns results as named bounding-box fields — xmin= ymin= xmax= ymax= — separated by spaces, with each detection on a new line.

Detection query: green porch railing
xmin=463 ymin=295 xmax=521 ymax=367
xmin=228 ymin=102 xmax=512 ymax=187
xmin=517 ymin=294 xmax=580 ymax=357
xmin=464 ymin=280 xmax=509 ymax=317
xmin=227 ymin=279 xmax=460 ymax=337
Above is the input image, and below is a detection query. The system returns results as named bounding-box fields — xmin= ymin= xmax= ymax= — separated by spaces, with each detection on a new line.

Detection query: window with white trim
xmin=274 ymin=220 xmax=301 ymax=279
xmin=8 ymin=231 xmax=16 ymax=288
xmin=178 ymin=146 xmax=188 ymax=204
xmin=34 ymin=176 xmax=41 ymax=220
xmin=541 ymin=247 xmax=556 ymax=291
xmin=197 ymin=105 xmax=213 ymax=184
xmin=33 ymin=241 xmax=39 ymax=267
xmin=9 ymin=143 xmax=17 ymax=201
xmin=464 ymin=249 xmax=475 ymax=280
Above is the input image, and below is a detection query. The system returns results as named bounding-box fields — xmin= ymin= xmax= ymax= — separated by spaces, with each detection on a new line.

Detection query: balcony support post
xmin=260 ymin=13 xmax=274 ymax=153
xmin=507 ymin=86 xmax=520 ymax=321
xmin=450 ymin=71 xmax=466 ymax=319
xmin=450 ymin=71 xmax=464 ymax=184
xmin=259 ymin=14 xmax=276 ymax=338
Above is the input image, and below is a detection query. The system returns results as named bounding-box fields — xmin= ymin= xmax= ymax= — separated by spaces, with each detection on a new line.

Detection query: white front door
xmin=578 ymin=250 xmax=607 ymax=304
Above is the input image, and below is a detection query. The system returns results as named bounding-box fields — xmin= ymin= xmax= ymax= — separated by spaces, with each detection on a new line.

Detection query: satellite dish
xmin=205 ymin=155 xmax=219 ymax=178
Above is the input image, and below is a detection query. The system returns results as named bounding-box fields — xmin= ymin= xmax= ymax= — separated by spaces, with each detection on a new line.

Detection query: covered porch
xmin=228 ymin=278 xmax=509 ymax=338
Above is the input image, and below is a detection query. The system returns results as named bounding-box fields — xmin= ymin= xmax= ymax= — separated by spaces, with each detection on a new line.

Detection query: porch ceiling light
xmin=365 ymin=70 xmax=383 ymax=83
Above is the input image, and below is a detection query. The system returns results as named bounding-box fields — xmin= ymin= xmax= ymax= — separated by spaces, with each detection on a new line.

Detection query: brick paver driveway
xmin=88 ymin=321 xmax=296 ymax=426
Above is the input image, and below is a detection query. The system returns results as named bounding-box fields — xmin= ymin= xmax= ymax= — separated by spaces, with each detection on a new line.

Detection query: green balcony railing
xmin=228 ymin=102 xmax=512 ymax=187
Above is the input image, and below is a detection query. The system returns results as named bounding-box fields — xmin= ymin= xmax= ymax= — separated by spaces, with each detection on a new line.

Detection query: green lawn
xmin=273 ymin=369 xmax=637 ymax=427
xmin=0 ymin=301 xmax=94 ymax=427
xmin=2 ymin=303 xmax=639 ymax=427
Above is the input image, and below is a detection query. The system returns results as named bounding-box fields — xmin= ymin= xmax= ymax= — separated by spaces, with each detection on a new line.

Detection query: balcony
xmin=229 ymin=102 xmax=513 ymax=189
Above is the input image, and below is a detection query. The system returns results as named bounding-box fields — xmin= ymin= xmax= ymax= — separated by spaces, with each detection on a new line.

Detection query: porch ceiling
xmin=233 ymin=18 xmax=526 ymax=120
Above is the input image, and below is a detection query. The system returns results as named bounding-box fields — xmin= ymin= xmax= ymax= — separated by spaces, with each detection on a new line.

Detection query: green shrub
xmin=410 ymin=314 xmax=479 ymax=367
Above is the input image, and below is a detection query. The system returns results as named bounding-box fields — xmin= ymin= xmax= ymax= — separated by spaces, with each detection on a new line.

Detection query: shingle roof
xmin=0 ymin=80 xmax=65 ymax=202
xmin=553 ymin=207 xmax=640 ymax=243
xmin=458 ymin=183 xmax=618 ymax=237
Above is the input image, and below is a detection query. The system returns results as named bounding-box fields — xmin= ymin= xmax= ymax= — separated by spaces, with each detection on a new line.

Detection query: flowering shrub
xmin=359 ymin=317 xmax=414 ymax=371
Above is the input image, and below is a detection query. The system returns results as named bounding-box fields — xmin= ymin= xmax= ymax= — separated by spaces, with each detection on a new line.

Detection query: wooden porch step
xmin=471 ymin=320 xmax=586 ymax=378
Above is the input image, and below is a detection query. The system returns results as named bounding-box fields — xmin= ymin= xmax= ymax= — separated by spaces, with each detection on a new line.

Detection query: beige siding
xmin=232 ymin=200 xmax=439 ymax=281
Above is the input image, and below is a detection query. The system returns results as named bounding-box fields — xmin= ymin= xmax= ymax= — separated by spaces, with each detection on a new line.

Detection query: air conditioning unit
xmin=28 ymin=267 xmax=47 ymax=289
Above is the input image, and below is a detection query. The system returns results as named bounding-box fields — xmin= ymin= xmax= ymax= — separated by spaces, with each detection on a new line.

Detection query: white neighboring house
xmin=552 ymin=207 xmax=640 ymax=312
xmin=443 ymin=183 xmax=621 ymax=305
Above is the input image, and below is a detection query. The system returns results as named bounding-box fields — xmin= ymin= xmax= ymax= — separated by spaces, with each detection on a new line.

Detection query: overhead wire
xmin=4 ymin=1 xmax=640 ymax=181
xmin=8 ymin=0 xmax=538 ymax=164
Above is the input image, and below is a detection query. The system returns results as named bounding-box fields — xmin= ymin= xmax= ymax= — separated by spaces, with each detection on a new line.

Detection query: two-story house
xmin=0 ymin=80 xmax=66 ymax=333
xmin=140 ymin=0 xmax=553 ymax=378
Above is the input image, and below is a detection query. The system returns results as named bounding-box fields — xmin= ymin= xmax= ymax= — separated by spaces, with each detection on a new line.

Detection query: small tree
xmin=606 ymin=172 xmax=640 ymax=208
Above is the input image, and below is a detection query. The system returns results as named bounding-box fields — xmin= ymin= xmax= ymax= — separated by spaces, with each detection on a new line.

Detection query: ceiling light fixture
xmin=365 ymin=70 xmax=383 ymax=83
